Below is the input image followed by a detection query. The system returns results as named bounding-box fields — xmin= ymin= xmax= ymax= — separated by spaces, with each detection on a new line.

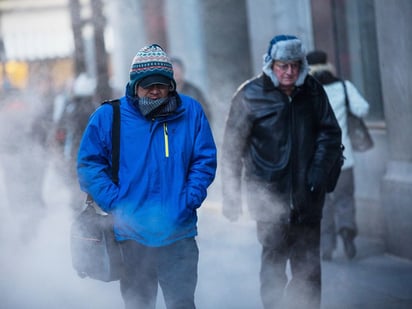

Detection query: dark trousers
xmin=322 ymin=168 xmax=357 ymax=253
xmin=119 ymin=237 xmax=199 ymax=309
xmin=257 ymin=221 xmax=321 ymax=309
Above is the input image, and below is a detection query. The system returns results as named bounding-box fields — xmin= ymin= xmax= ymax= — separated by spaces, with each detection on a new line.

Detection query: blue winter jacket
xmin=77 ymin=92 xmax=217 ymax=247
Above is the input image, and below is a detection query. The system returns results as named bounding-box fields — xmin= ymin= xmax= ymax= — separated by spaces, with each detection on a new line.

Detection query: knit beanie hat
xmin=262 ymin=34 xmax=309 ymax=87
xmin=128 ymin=44 xmax=176 ymax=96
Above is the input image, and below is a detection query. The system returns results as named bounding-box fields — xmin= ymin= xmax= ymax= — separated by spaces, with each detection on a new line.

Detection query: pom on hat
xmin=128 ymin=44 xmax=176 ymax=96
xmin=262 ymin=34 xmax=309 ymax=87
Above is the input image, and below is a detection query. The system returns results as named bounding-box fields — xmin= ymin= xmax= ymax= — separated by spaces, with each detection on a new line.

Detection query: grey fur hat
xmin=262 ymin=34 xmax=309 ymax=87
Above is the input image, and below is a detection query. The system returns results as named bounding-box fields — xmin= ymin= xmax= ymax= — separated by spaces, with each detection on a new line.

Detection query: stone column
xmin=375 ymin=0 xmax=412 ymax=259
xmin=196 ymin=0 xmax=253 ymax=144
xmin=164 ymin=0 xmax=207 ymax=102
xmin=246 ymin=0 xmax=313 ymax=75
xmin=106 ymin=0 xmax=147 ymax=95
xmin=165 ymin=0 xmax=252 ymax=204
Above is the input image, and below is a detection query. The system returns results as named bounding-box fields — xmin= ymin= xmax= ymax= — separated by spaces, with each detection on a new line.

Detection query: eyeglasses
xmin=273 ymin=61 xmax=301 ymax=72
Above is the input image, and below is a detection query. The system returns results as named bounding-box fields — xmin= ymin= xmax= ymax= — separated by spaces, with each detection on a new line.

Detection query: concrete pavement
xmin=197 ymin=204 xmax=412 ymax=309
xmin=1 ymin=163 xmax=411 ymax=308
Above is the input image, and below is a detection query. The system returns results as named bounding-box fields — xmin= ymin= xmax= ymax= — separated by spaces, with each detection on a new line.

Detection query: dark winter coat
xmin=222 ymin=73 xmax=341 ymax=224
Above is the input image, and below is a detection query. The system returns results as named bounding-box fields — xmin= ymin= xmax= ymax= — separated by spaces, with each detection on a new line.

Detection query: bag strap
xmin=102 ymin=99 xmax=121 ymax=184
xmin=85 ymin=99 xmax=121 ymax=206
xmin=341 ymin=80 xmax=349 ymax=108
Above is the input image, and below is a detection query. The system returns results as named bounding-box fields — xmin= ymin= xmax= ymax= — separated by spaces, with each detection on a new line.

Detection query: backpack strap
xmin=85 ymin=99 xmax=121 ymax=208
xmin=102 ymin=99 xmax=121 ymax=185
xmin=341 ymin=80 xmax=349 ymax=108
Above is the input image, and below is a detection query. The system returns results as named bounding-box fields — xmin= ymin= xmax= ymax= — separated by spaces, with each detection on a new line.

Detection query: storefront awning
xmin=1 ymin=7 xmax=74 ymax=61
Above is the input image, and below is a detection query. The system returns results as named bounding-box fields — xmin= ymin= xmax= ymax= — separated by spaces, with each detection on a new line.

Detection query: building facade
xmin=140 ymin=0 xmax=410 ymax=259
xmin=1 ymin=0 xmax=410 ymax=259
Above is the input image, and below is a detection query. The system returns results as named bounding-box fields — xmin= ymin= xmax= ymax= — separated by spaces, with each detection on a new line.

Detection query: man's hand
xmin=307 ymin=166 xmax=326 ymax=192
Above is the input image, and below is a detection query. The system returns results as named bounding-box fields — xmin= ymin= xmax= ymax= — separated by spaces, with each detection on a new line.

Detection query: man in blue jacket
xmin=77 ymin=44 xmax=217 ymax=308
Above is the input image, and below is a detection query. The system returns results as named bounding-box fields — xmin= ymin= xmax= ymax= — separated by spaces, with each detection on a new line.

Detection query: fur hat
xmin=262 ymin=35 xmax=309 ymax=87
xmin=128 ymin=44 xmax=176 ymax=96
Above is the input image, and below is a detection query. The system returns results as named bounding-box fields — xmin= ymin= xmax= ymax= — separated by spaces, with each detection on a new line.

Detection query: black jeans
xmin=119 ymin=237 xmax=199 ymax=309
xmin=257 ymin=221 xmax=321 ymax=309
xmin=322 ymin=168 xmax=357 ymax=254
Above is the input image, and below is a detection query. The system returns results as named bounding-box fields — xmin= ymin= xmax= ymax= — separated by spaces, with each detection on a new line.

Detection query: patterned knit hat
xmin=262 ymin=34 xmax=309 ymax=87
xmin=129 ymin=44 xmax=176 ymax=96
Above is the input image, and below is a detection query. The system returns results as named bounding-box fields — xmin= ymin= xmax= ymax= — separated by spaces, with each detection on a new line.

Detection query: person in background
xmin=170 ymin=57 xmax=212 ymax=122
xmin=77 ymin=44 xmax=217 ymax=308
xmin=53 ymin=73 xmax=97 ymax=213
xmin=307 ymin=50 xmax=370 ymax=261
xmin=221 ymin=35 xmax=342 ymax=309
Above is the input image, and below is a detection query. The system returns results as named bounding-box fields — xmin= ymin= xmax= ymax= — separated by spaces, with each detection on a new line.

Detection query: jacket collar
xmin=261 ymin=73 xmax=303 ymax=97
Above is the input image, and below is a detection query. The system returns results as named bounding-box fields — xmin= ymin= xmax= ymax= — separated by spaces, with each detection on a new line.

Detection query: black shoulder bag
xmin=70 ymin=99 xmax=123 ymax=282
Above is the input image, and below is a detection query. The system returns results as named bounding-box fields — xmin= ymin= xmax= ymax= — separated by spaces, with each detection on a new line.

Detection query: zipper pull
xmin=163 ymin=122 xmax=169 ymax=157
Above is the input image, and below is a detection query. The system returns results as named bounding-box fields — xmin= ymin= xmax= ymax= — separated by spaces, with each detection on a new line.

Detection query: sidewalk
xmin=1 ymin=163 xmax=411 ymax=308
xmin=321 ymin=235 xmax=412 ymax=309
xmin=196 ymin=202 xmax=412 ymax=309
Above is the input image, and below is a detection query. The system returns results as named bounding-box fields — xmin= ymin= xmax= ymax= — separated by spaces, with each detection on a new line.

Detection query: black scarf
xmin=138 ymin=95 xmax=178 ymax=118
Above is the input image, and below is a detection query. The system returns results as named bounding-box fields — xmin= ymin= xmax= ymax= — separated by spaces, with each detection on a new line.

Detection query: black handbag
xmin=342 ymin=81 xmax=374 ymax=152
xmin=70 ymin=198 xmax=123 ymax=282
xmin=70 ymin=99 xmax=123 ymax=282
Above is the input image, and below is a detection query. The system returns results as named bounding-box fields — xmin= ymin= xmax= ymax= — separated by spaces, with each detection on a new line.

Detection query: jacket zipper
xmin=288 ymin=95 xmax=295 ymax=211
xmin=163 ymin=122 xmax=169 ymax=157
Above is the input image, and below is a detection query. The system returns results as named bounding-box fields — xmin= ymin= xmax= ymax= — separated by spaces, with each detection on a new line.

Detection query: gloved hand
xmin=307 ymin=166 xmax=327 ymax=192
